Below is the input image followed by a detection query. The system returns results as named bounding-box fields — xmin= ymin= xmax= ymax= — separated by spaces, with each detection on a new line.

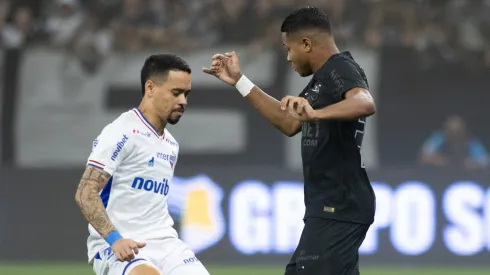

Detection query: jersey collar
xmin=132 ymin=108 xmax=164 ymax=138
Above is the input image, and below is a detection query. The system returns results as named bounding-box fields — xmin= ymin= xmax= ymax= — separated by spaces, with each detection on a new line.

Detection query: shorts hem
xmin=122 ymin=258 xmax=148 ymax=275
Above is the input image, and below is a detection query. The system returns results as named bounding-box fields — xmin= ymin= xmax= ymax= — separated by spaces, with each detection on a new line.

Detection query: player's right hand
xmin=111 ymin=239 xmax=146 ymax=262
xmin=202 ymin=51 xmax=242 ymax=86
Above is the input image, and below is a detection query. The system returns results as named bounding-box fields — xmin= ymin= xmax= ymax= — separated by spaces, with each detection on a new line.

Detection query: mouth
xmin=173 ymin=109 xmax=184 ymax=116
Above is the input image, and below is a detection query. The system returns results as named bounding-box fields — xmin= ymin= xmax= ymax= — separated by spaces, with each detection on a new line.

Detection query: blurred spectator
xmin=419 ymin=115 xmax=489 ymax=170
xmin=72 ymin=11 xmax=113 ymax=74
xmin=45 ymin=0 xmax=84 ymax=48
xmin=110 ymin=0 xmax=145 ymax=51
xmin=1 ymin=5 xmax=32 ymax=49
xmin=0 ymin=0 xmax=488 ymax=68
xmin=364 ymin=0 xmax=416 ymax=48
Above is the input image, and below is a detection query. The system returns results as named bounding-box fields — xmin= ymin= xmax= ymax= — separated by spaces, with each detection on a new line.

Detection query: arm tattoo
xmin=76 ymin=166 xmax=116 ymax=238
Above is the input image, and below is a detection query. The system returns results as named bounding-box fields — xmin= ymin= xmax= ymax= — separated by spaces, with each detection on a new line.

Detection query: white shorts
xmin=92 ymin=237 xmax=210 ymax=275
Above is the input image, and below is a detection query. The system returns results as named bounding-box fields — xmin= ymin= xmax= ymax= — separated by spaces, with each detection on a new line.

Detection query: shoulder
xmin=96 ymin=110 xmax=137 ymax=143
xmin=317 ymin=53 xmax=365 ymax=83
xmin=314 ymin=52 xmax=369 ymax=99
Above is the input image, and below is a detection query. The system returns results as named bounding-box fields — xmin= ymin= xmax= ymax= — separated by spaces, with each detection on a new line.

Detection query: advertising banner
xmin=0 ymin=167 xmax=489 ymax=265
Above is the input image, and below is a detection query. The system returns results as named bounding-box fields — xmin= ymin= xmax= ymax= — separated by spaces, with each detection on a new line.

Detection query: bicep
xmin=343 ymin=88 xmax=373 ymax=101
xmin=80 ymin=165 xmax=112 ymax=191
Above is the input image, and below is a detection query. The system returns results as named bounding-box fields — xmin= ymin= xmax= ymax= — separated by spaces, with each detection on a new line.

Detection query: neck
xmin=310 ymin=42 xmax=340 ymax=74
xmin=138 ymin=100 xmax=166 ymax=135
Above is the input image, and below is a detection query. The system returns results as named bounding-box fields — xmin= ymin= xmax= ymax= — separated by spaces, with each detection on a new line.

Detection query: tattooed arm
xmin=75 ymin=166 xmax=116 ymax=238
xmin=81 ymin=125 xmax=146 ymax=262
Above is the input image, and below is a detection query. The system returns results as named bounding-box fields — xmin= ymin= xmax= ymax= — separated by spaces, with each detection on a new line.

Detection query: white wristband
xmin=234 ymin=75 xmax=254 ymax=97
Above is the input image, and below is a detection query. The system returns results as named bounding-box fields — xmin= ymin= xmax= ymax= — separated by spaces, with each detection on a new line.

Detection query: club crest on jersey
xmin=308 ymin=82 xmax=321 ymax=103
xmin=168 ymin=152 xmax=176 ymax=169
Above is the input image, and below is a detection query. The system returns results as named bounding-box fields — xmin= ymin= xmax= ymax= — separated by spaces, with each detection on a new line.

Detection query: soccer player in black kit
xmin=203 ymin=6 xmax=376 ymax=275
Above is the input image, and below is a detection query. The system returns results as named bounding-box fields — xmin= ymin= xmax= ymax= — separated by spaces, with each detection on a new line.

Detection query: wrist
xmin=105 ymin=230 xmax=123 ymax=246
xmin=234 ymin=74 xmax=254 ymax=97
xmin=231 ymin=73 xmax=243 ymax=86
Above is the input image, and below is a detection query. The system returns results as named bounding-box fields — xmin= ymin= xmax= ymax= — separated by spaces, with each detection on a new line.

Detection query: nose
xmin=178 ymin=94 xmax=187 ymax=108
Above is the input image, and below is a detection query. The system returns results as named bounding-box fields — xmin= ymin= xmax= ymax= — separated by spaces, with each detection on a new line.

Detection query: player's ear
xmin=145 ymin=80 xmax=155 ymax=97
xmin=302 ymin=37 xmax=312 ymax=53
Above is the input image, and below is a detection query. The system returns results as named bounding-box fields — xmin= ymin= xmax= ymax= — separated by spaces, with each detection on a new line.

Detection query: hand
xmin=202 ymin=51 xmax=242 ymax=85
xmin=280 ymin=96 xmax=318 ymax=122
xmin=111 ymin=238 xmax=146 ymax=262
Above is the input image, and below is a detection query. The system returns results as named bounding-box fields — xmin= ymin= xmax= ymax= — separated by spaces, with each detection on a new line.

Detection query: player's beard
xmin=167 ymin=117 xmax=179 ymax=125
xmin=167 ymin=111 xmax=183 ymax=125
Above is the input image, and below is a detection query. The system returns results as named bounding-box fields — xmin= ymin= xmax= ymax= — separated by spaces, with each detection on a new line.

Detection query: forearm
xmin=315 ymin=96 xmax=375 ymax=121
xmin=244 ymin=87 xmax=301 ymax=136
xmin=75 ymin=168 xmax=117 ymax=238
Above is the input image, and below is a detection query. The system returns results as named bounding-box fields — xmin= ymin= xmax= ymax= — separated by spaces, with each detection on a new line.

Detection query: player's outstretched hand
xmin=112 ymin=238 xmax=146 ymax=262
xmin=280 ymin=96 xmax=318 ymax=122
xmin=202 ymin=51 xmax=242 ymax=86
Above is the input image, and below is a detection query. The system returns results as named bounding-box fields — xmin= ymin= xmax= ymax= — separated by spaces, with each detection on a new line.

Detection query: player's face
xmin=152 ymin=70 xmax=191 ymax=125
xmin=281 ymin=32 xmax=313 ymax=77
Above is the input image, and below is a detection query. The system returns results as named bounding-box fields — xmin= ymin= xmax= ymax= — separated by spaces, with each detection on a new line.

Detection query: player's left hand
xmin=280 ymin=96 xmax=318 ymax=122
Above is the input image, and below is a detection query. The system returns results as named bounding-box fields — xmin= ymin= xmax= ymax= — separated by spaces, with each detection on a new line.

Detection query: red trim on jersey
xmin=88 ymin=160 xmax=105 ymax=167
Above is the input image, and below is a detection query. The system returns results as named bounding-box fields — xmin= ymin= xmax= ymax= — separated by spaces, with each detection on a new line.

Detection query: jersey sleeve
xmin=87 ymin=123 xmax=133 ymax=175
xmin=319 ymin=58 xmax=369 ymax=102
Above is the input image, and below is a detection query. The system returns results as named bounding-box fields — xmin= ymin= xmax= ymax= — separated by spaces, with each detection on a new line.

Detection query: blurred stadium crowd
xmin=1 ymin=0 xmax=490 ymax=68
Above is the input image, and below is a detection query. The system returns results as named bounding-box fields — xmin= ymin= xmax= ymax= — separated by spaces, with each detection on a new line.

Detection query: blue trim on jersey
xmin=100 ymin=177 xmax=113 ymax=208
xmin=122 ymin=258 xmax=146 ymax=275
xmin=87 ymin=163 xmax=105 ymax=170
xmin=133 ymin=108 xmax=162 ymax=137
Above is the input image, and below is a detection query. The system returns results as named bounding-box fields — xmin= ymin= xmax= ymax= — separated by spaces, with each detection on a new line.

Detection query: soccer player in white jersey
xmin=75 ymin=54 xmax=210 ymax=275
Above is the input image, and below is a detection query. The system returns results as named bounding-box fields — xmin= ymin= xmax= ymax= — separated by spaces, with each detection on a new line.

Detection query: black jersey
xmin=299 ymin=51 xmax=375 ymax=225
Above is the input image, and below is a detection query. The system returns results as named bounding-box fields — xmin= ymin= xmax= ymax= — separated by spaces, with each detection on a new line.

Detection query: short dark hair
xmin=280 ymin=7 xmax=332 ymax=34
xmin=140 ymin=54 xmax=191 ymax=95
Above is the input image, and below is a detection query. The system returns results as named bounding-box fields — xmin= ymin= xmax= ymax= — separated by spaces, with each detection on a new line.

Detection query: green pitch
xmin=0 ymin=264 xmax=488 ymax=275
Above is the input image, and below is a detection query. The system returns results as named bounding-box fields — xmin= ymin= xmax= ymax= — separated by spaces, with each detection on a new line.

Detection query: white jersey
xmin=85 ymin=108 xmax=180 ymax=262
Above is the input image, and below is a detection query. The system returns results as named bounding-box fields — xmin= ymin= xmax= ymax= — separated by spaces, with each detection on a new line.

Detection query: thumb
xmin=202 ymin=67 xmax=214 ymax=75
xmin=137 ymin=242 xmax=146 ymax=248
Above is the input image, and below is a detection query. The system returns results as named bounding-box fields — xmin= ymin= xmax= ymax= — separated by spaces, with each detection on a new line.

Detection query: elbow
xmin=283 ymin=124 xmax=301 ymax=137
xmin=285 ymin=131 xmax=297 ymax=137
xmin=362 ymin=101 xmax=376 ymax=117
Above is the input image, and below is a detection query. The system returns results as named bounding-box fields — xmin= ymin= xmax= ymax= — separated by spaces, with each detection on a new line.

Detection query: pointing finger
xmin=202 ymin=67 xmax=214 ymax=74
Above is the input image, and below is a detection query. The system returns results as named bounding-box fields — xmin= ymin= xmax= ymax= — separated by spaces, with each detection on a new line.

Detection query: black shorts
xmin=284 ymin=217 xmax=370 ymax=275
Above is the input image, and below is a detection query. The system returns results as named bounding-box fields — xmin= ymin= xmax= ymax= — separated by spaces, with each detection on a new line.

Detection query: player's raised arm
xmin=203 ymin=51 xmax=301 ymax=137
